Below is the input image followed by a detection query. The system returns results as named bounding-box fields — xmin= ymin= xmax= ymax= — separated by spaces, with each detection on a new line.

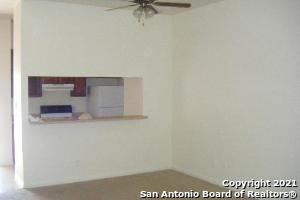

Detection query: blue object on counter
xmin=40 ymin=105 xmax=72 ymax=114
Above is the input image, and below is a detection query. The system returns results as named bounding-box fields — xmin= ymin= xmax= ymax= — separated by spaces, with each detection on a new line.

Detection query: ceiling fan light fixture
xmin=133 ymin=6 xmax=144 ymax=18
xmin=144 ymin=6 xmax=156 ymax=18
xmin=133 ymin=5 xmax=157 ymax=25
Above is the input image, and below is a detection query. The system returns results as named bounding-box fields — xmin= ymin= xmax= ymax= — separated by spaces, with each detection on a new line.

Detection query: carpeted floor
xmin=0 ymin=170 xmax=247 ymax=200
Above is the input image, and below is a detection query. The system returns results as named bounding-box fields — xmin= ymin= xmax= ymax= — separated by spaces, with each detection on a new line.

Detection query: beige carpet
xmin=0 ymin=170 xmax=247 ymax=200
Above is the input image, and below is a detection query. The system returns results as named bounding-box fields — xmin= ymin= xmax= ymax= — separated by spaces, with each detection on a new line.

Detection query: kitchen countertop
xmin=29 ymin=113 xmax=148 ymax=125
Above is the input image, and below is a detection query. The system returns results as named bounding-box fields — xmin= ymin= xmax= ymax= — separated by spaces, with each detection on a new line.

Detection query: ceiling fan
xmin=106 ymin=0 xmax=192 ymax=25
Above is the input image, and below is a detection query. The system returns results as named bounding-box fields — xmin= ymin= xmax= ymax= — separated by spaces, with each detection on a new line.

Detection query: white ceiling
xmin=46 ymin=0 xmax=224 ymax=15
xmin=0 ymin=0 xmax=224 ymax=14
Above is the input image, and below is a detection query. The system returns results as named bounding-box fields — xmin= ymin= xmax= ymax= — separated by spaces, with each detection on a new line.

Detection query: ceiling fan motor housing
xmin=135 ymin=0 xmax=153 ymax=7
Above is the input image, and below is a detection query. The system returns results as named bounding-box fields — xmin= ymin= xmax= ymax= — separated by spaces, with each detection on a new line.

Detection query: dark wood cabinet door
xmin=28 ymin=77 xmax=42 ymax=97
xmin=58 ymin=77 xmax=74 ymax=84
xmin=28 ymin=77 xmax=86 ymax=97
xmin=71 ymin=78 xmax=86 ymax=97
xmin=41 ymin=77 xmax=59 ymax=84
xmin=41 ymin=77 xmax=75 ymax=84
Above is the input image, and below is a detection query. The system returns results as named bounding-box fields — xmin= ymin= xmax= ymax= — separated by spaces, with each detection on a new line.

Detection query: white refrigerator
xmin=87 ymin=86 xmax=124 ymax=117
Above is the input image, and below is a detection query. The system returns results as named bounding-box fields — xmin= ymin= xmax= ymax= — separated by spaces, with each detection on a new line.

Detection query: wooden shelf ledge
xmin=29 ymin=115 xmax=148 ymax=125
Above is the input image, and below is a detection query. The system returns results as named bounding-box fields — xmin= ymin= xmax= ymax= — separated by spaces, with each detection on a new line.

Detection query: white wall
xmin=20 ymin=0 xmax=173 ymax=187
xmin=124 ymin=78 xmax=143 ymax=116
xmin=173 ymin=0 xmax=300 ymax=190
xmin=13 ymin=1 xmax=25 ymax=187
xmin=0 ymin=16 xmax=12 ymax=166
xmin=15 ymin=0 xmax=300 ymax=189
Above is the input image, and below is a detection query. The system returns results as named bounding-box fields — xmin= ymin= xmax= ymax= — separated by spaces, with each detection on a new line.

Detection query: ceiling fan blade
xmin=148 ymin=5 xmax=159 ymax=14
xmin=153 ymin=2 xmax=191 ymax=8
xmin=106 ymin=4 xmax=138 ymax=11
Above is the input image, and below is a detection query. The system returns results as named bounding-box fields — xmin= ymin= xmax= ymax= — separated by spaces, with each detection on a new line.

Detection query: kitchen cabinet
xmin=41 ymin=77 xmax=58 ymax=84
xmin=28 ymin=77 xmax=42 ymax=97
xmin=41 ymin=77 xmax=74 ymax=84
xmin=28 ymin=77 xmax=87 ymax=97
xmin=59 ymin=77 xmax=74 ymax=84
xmin=71 ymin=78 xmax=86 ymax=97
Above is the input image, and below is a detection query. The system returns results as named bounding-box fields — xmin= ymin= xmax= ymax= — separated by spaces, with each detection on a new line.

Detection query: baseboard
xmin=15 ymin=174 xmax=24 ymax=188
xmin=172 ymin=166 xmax=258 ymax=199
xmin=172 ymin=165 xmax=224 ymax=189
xmin=23 ymin=166 xmax=172 ymax=188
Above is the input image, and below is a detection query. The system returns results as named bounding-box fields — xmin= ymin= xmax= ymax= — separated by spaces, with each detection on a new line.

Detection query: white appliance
xmin=42 ymin=84 xmax=74 ymax=92
xmin=87 ymin=86 xmax=124 ymax=117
